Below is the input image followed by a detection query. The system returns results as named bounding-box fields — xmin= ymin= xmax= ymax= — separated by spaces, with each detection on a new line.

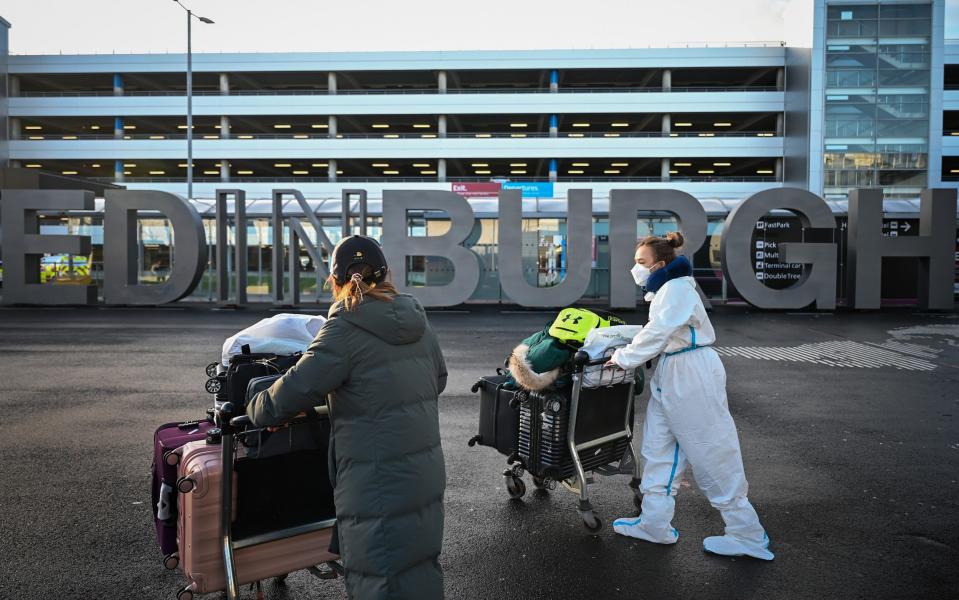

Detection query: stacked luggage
xmin=469 ymin=310 xmax=646 ymax=532
xmin=150 ymin=314 xmax=341 ymax=600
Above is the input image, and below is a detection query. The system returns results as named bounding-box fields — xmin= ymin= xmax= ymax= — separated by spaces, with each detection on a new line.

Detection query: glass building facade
xmin=823 ymin=2 xmax=933 ymax=201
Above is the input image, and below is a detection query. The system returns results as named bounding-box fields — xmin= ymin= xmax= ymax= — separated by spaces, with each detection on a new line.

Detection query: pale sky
xmin=2 ymin=0 xmax=958 ymax=55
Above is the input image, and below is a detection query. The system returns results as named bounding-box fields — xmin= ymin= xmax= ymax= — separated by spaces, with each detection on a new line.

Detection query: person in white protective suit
xmin=605 ymin=231 xmax=774 ymax=561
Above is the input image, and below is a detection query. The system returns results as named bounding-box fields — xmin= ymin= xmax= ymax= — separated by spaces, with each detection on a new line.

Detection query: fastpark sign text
xmin=0 ymin=186 xmax=955 ymax=310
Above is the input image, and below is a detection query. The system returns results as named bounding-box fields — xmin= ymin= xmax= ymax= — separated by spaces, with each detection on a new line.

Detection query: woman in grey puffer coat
xmin=247 ymin=235 xmax=447 ymax=599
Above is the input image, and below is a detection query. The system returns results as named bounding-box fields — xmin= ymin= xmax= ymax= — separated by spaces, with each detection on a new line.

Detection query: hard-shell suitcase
xmin=152 ymin=418 xmax=216 ymax=565
xmin=518 ymin=386 xmax=634 ymax=481
xmin=174 ymin=436 xmax=338 ymax=598
xmin=468 ymin=372 xmax=522 ymax=457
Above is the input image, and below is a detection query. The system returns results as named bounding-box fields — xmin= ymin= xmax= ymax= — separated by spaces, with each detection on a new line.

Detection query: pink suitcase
xmin=173 ymin=432 xmax=338 ymax=600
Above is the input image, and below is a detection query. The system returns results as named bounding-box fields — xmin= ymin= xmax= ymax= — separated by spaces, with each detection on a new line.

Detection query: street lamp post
xmin=172 ymin=1 xmax=213 ymax=201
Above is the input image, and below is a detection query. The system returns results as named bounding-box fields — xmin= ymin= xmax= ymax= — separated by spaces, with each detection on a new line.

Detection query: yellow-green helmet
xmin=548 ymin=308 xmax=623 ymax=348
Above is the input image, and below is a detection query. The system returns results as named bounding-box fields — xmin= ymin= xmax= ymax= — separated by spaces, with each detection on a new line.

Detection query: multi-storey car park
xmin=0 ymin=0 xmax=955 ymax=304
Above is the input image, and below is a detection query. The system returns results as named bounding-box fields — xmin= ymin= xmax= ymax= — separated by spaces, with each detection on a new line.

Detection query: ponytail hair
xmin=330 ymin=264 xmax=398 ymax=312
xmin=637 ymin=230 xmax=685 ymax=264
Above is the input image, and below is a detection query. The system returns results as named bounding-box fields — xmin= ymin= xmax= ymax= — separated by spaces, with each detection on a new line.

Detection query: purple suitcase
xmin=152 ymin=418 xmax=216 ymax=567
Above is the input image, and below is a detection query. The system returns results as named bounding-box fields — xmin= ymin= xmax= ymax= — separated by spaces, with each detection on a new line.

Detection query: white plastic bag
xmin=580 ymin=325 xmax=643 ymax=388
xmin=221 ymin=313 xmax=326 ymax=366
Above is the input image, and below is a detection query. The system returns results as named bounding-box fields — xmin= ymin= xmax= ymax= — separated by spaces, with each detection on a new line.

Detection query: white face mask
xmin=631 ymin=263 xmax=651 ymax=286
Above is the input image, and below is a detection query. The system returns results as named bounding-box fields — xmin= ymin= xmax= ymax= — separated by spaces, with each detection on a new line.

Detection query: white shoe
xmin=612 ymin=517 xmax=679 ymax=544
xmin=703 ymin=533 xmax=774 ymax=561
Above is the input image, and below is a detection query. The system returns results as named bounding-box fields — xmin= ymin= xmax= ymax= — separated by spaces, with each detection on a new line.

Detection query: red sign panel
xmin=451 ymin=182 xmax=502 ymax=197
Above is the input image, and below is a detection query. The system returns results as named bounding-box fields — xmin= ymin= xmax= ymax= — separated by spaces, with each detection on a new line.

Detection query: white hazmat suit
xmin=610 ymin=275 xmax=774 ymax=561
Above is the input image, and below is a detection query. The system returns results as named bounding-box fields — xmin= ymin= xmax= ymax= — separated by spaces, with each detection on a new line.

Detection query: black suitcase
xmin=204 ymin=345 xmax=302 ymax=408
xmin=468 ymin=372 xmax=523 ymax=457
xmin=518 ymin=385 xmax=634 ymax=481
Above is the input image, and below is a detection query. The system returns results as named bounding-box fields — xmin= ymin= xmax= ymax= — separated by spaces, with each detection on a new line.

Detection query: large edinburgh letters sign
xmin=0 ymin=187 xmax=955 ymax=310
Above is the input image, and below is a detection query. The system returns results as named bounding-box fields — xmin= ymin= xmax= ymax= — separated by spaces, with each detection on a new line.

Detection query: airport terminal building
xmin=0 ymin=0 xmax=954 ymax=305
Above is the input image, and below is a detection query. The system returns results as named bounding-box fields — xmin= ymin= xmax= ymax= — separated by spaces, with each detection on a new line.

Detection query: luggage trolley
xmin=172 ymin=376 xmax=343 ymax=600
xmin=473 ymin=350 xmax=644 ymax=532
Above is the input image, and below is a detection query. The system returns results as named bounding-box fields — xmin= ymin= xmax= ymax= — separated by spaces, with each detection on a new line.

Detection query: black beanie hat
xmin=330 ymin=235 xmax=388 ymax=285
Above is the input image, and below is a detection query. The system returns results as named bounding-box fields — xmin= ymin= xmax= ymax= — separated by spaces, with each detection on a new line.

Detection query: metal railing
xmin=87 ymin=175 xmax=779 ymax=184
xmin=15 ymin=85 xmax=780 ymax=98
xmin=19 ymin=130 xmax=779 ymax=141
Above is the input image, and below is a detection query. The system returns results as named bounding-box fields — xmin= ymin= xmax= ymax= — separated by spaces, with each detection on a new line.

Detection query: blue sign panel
xmin=502 ymin=181 xmax=554 ymax=198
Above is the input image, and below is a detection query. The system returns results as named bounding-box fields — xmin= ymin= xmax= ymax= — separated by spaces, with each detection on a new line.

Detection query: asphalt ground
xmin=0 ymin=305 xmax=957 ymax=600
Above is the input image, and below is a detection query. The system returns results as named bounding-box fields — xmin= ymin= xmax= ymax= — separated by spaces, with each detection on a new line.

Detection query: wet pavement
xmin=1 ymin=305 xmax=957 ymax=600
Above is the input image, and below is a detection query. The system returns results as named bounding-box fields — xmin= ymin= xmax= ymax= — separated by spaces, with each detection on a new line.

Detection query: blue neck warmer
xmin=644 ymin=255 xmax=693 ymax=294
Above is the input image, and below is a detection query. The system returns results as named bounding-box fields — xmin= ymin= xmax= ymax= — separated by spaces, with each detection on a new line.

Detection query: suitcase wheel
xmin=205 ymin=362 xmax=219 ymax=378
xmin=205 ymin=377 xmax=222 ymax=394
xmin=163 ymin=553 xmax=179 ymax=570
xmin=163 ymin=451 xmax=180 ymax=467
xmin=582 ymin=511 xmax=603 ymax=533
xmin=470 ymin=381 xmax=480 ymax=393
xmin=532 ymin=476 xmax=549 ymax=490
xmin=467 ymin=435 xmax=481 ymax=448
xmin=176 ymin=586 xmax=193 ymax=600
xmin=175 ymin=476 xmax=196 ymax=494
xmin=504 ymin=473 xmax=526 ymax=500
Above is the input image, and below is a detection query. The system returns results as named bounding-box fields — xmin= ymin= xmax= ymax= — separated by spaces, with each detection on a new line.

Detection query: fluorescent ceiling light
xmin=413 ymin=163 xmax=431 ymax=168
xmin=669 ymin=133 xmax=679 ymax=137
xmin=674 ymin=122 xmax=692 ymax=127
xmin=471 ymin=163 xmax=488 ymax=167
xmin=372 ymin=124 xmax=390 ymax=129
xmin=123 ymin=171 xmax=132 ymax=175
xmin=510 ymin=163 xmax=527 ymax=167
xmin=567 ymin=133 xmax=584 ymax=137
xmin=149 ymin=135 xmax=165 ymax=139
xmin=475 ymin=170 xmax=491 ymax=175
xmin=509 ymin=123 xmax=528 ymax=128
xmin=24 ymin=125 xmax=42 ymax=130
xmin=572 ymin=123 xmax=590 ymax=128
xmin=604 ymin=133 xmax=620 ymax=137
xmin=713 ymin=162 xmax=731 ymax=166
xmin=294 ymin=134 xmax=308 ymax=139
xmin=713 ymin=122 xmax=732 ymax=127
xmin=27 ymin=135 xmax=44 ymax=139
xmin=203 ymin=170 xmax=219 ymax=175
xmin=572 ymin=162 xmax=589 ymax=167
xmin=475 ymin=133 xmax=492 ymax=138
xmin=91 ymin=163 xmax=100 ymax=168
xmin=25 ymin=164 xmax=42 ymax=168
xmin=203 ymin=135 xmax=218 ymax=139
xmin=511 ymin=170 xmax=526 ymax=174
xmin=274 ymin=163 xmax=292 ymax=167
xmin=237 ymin=170 xmax=254 ymax=175
xmin=61 ymin=170 xmax=78 ymax=175
xmin=421 ymin=133 xmax=437 ymax=138
xmin=237 ymin=135 xmax=254 ymax=139
xmin=372 ymin=163 xmax=390 ymax=167
xmin=383 ymin=170 xmax=399 ymax=175
xmin=674 ymin=162 xmax=691 ymax=167
xmin=384 ymin=134 xmax=399 ymax=138
xmin=273 ymin=124 xmax=292 ymax=129
xmin=698 ymin=169 xmax=714 ymax=174
xmin=123 ymin=163 xmax=136 ymax=167
xmin=603 ymin=169 xmax=620 ymax=174
xmin=698 ymin=133 xmax=715 ymax=137
xmin=123 ymin=125 xmax=136 ymax=129
xmin=567 ymin=169 xmax=584 ymax=174
xmin=757 ymin=132 xmax=775 ymax=137
xmin=311 ymin=124 xmax=328 ymax=129
xmin=62 ymin=135 xmax=78 ymax=140
xmin=611 ymin=162 xmax=628 ymax=167
xmin=293 ymin=170 xmax=309 ymax=175
xmin=413 ymin=124 xmax=431 ymax=128
xmin=511 ymin=133 xmax=527 ymax=138
xmin=312 ymin=163 xmax=328 ymax=167
xmin=89 ymin=125 xmax=100 ymax=130
xmin=757 ymin=169 xmax=774 ymax=174
xmin=149 ymin=170 xmax=165 ymax=175
xmin=611 ymin=123 xmax=629 ymax=127
xmin=669 ymin=170 xmax=678 ymax=174
xmin=421 ymin=170 xmax=437 ymax=175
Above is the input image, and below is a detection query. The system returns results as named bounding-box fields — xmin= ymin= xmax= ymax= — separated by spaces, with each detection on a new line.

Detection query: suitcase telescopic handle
xmin=228 ymin=406 xmax=329 ymax=429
